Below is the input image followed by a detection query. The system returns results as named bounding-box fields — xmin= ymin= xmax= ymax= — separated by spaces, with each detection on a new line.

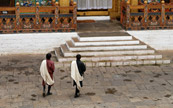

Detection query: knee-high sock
xmin=43 ymin=85 xmax=46 ymax=93
xmin=48 ymin=85 xmax=51 ymax=93
xmin=75 ymin=85 xmax=79 ymax=96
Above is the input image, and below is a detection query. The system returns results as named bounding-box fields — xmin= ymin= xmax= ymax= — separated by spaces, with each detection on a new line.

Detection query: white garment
xmin=40 ymin=60 xmax=54 ymax=85
xmin=71 ymin=61 xmax=84 ymax=90
xmin=77 ymin=0 xmax=112 ymax=10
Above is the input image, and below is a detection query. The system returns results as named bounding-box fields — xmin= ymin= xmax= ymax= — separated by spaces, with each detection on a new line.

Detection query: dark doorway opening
xmin=0 ymin=0 xmax=15 ymax=7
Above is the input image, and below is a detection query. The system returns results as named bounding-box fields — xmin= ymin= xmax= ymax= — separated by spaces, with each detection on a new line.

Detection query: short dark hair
xmin=46 ymin=53 xmax=52 ymax=60
xmin=76 ymin=54 xmax=81 ymax=60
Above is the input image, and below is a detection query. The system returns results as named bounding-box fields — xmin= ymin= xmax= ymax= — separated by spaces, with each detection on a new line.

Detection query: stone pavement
xmin=0 ymin=54 xmax=173 ymax=108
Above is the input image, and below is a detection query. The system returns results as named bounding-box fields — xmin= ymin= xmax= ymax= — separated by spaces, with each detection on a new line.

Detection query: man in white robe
xmin=71 ymin=54 xmax=86 ymax=98
xmin=40 ymin=53 xmax=55 ymax=97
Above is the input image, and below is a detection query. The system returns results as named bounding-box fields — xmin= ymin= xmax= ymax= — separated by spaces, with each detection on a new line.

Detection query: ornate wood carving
xmin=0 ymin=1 xmax=77 ymax=33
xmin=121 ymin=0 xmax=173 ymax=30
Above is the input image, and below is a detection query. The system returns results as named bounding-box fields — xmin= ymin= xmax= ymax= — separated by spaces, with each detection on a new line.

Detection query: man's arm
xmin=82 ymin=62 xmax=86 ymax=73
xmin=51 ymin=62 xmax=55 ymax=73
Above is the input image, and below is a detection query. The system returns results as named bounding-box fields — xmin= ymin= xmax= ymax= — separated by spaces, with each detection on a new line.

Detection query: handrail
xmin=121 ymin=1 xmax=173 ymax=30
xmin=0 ymin=2 xmax=77 ymax=33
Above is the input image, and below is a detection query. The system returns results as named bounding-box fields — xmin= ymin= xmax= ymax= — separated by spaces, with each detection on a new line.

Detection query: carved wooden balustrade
xmin=0 ymin=1 xmax=77 ymax=33
xmin=121 ymin=0 xmax=173 ymax=30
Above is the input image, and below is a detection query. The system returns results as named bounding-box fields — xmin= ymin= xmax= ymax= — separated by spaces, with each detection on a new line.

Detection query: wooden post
xmin=15 ymin=1 xmax=20 ymax=31
xmin=144 ymin=0 xmax=148 ymax=28
xmin=131 ymin=0 xmax=138 ymax=13
xmin=55 ymin=1 xmax=59 ymax=28
xmin=59 ymin=0 xmax=69 ymax=13
xmin=52 ymin=0 xmax=56 ymax=6
xmin=73 ymin=2 xmax=77 ymax=31
xmin=70 ymin=0 xmax=74 ymax=6
xmin=126 ymin=0 xmax=130 ymax=29
xmin=36 ymin=2 xmax=39 ymax=29
xmin=109 ymin=0 xmax=120 ymax=20
xmin=161 ymin=0 xmax=165 ymax=28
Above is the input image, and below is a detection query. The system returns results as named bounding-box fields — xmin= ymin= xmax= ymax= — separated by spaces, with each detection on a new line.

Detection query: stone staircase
xmin=54 ymin=33 xmax=170 ymax=67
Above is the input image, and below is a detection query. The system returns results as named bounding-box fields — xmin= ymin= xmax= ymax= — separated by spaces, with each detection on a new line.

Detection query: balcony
xmin=121 ymin=0 xmax=173 ymax=30
xmin=0 ymin=1 xmax=77 ymax=33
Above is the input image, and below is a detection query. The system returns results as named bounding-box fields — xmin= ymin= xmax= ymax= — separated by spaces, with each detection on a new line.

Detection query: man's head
xmin=76 ymin=54 xmax=81 ymax=60
xmin=46 ymin=53 xmax=52 ymax=60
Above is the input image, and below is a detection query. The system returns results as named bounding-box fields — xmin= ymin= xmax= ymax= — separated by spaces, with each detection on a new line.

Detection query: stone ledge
xmin=55 ymin=60 xmax=170 ymax=68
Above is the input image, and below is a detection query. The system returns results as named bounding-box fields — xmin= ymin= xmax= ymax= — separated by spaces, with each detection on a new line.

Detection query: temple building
xmin=0 ymin=0 xmax=118 ymax=19
xmin=0 ymin=0 xmax=172 ymax=19
xmin=0 ymin=0 xmax=172 ymax=33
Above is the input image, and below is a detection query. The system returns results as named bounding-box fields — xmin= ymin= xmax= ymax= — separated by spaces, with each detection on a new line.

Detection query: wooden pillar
xmin=109 ymin=0 xmax=121 ymax=20
xmin=15 ymin=1 xmax=20 ymax=30
xmin=59 ymin=0 xmax=69 ymax=13
xmin=126 ymin=0 xmax=131 ymax=29
xmin=36 ymin=2 xmax=39 ymax=28
xmin=144 ymin=0 xmax=148 ymax=28
xmin=161 ymin=0 xmax=165 ymax=27
xmin=131 ymin=0 xmax=138 ymax=12
xmin=55 ymin=2 xmax=59 ymax=26
xmin=52 ymin=0 xmax=56 ymax=6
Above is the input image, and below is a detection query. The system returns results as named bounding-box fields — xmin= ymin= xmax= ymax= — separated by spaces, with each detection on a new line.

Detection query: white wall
xmin=77 ymin=16 xmax=110 ymax=21
xmin=0 ymin=33 xmax=78 ymax=55
xmin=1 ymin=30 xmax=173 ymax=55
xmin=127 ymin=30 xmax=173 ymax=50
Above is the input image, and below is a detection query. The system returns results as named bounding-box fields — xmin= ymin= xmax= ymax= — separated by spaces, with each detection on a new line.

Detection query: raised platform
xmin=54 ymin=32 xmax=170 ymax=67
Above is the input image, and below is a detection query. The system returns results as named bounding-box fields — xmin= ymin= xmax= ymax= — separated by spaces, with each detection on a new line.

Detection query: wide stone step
xmin=54 ymin=32 xmax=171 ymax=67
xmin=57 ymin=55 xmax=162 ymax=62
xmin=79 ymin=36 xmax=133 ymax=41
xmin=55 ymin=59 xmax=171 ymax=68
xmin=78 ymin=32 xmax=131 ymax=37
xmin=71 ymin=37 xmax=140 ymax=46
xmin=55 ymin=49 xmax=162 ymax=62
xmin=60 ymin=45 xmax=155 ymax=57
xmin=66 ymin=41 xmax=148 ymax=51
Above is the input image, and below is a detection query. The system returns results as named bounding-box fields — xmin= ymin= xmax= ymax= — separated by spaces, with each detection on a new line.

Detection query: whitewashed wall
xmin=0 ymin=33 xmax=78 ymax=55
xmin=127 ymin=30 xmax=173 ymax=50
xmin=77 ymin=16 xmax=110 ymax=21
xmin=1 ymin=30 xmax=173 ymax=55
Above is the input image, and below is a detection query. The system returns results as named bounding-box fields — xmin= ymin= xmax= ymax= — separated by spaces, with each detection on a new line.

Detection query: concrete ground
xmin=77 ymin=20 xmax=124 ymax=33
xmin=0 ymin=20 xmax=173 ymax=108
xmin=0 ymin=53 xmax=173 ymax=108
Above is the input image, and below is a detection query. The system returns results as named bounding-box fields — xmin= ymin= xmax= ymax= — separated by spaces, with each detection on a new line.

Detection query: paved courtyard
xmin=0 ymin=54 xmax=173 ymax=108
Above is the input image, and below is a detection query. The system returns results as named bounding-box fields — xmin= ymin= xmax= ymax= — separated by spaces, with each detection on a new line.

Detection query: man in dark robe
xmin=71 ymin=54 xmax=86 ymax=98
xmin=40 ymin=53 xmax=55 ymax=97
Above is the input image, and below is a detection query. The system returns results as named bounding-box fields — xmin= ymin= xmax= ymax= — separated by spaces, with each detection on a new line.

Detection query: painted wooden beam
xmin=77 ymin=11 xmax=109 ymax=16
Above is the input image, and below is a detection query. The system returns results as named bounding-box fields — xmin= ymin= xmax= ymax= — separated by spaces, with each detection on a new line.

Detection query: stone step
xmin=66 ymin=41 xmax=148 ymax=51
xmin=78 ymin=32 xmax=131 ymax=37
xmin=60 ymin=44 xmax=155 ymax=57
xmin=57 ymin=54 xmax=163 ymax=63
xmin=71 ymin=37 xmax=140 ymax=46
xmin=55 ymin=48 xmax=162 ymax=62
xmin=54 ymin=33 xmax=171 ymax=67
xmin=79 ymin=36 xmax=133 ymax=41
xmin=55 ymin=59 xmax=171 ymax=68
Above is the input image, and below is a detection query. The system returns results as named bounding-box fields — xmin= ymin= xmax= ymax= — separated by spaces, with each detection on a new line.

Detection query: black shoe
xmin=47 ymin=92 xmax=52 ymax=96
xmin=77 ymin=93 xmax=80 ymax=96
xmin=42 ymin=93 xmax=46 ymax=97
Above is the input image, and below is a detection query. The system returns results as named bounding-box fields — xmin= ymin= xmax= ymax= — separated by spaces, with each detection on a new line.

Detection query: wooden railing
xmin=0 ymin=2 xmax=77 ymax=33
xmin=121 ymin=0 xmax=173 ymax=30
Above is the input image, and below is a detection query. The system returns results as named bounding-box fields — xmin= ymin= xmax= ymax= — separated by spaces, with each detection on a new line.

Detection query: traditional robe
xmin=71 ymin=60 xmax=86 ymax=89
xmin=40 ymin=59 xmax=55 ymax=86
